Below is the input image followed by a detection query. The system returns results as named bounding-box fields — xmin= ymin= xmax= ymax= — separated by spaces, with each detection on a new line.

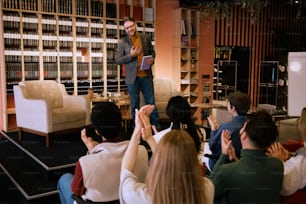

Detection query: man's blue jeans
xmin=127 ymin=77 xmax=160 ymax=129
xmin=57 ymin=173 xmax=74 ymax=204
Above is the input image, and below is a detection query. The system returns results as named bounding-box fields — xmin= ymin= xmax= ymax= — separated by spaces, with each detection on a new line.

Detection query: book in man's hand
xmin=140 ymin=55 xmax=153 ymax=70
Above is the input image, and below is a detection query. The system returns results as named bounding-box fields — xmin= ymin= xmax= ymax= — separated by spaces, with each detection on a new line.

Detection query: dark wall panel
xmin=213 ymin=1 xmax=306 ymax=107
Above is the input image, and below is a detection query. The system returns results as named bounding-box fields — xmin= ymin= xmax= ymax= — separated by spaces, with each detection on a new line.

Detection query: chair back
xmin=19 ymin=80 xmax=63 ymax=108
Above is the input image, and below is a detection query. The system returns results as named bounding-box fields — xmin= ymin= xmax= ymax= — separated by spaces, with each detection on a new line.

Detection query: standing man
xmin=115 ymin=16 xmax=160 ymax=130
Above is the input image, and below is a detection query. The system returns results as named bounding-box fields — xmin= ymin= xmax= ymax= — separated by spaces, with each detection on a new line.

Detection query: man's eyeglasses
xmin=124 ymin=23 xmax=135 ymax=30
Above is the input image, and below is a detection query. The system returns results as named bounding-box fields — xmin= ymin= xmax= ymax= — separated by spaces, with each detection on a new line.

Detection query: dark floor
xmin=0 ymin=169 xmax=61 ymax=204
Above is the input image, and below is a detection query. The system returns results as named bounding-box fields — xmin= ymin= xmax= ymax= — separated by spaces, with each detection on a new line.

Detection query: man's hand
xmin=81 ymin=128 xmax=98 ymax=153
xmin=130 ymin=46 xmax=142 ymax=57
xmin=146 ymin=56 xmax=154 ymax=65
xmin=207 ymin=115 xmax=218 ymax=131
xmin=221 ymin=130 xmax=232 ymax=155
xmin=221 ymin=130 xmax=238 ymax=161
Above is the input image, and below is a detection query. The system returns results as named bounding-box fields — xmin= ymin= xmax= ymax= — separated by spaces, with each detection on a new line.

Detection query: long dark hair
xmin=166 ymin=96 xmax=203 ymax=153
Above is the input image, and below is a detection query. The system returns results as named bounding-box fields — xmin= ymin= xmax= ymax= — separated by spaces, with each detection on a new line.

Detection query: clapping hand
xmin=221 ymin=130 xmax=238 ymax=161
xmin=207 ymin=115 xmax=218 ymax=131
xmin=135 ymin=105 xmax=157 ymax=152
xmin=137 ymin=105 xmax=154 ymax=140
xmin=81 ymin=128 xmax=98 ymax=153
xmin=266 ymin=142 xmax=290 ymax=162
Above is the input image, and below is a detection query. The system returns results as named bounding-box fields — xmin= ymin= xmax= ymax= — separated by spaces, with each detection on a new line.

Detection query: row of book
xmin=3 ymin=0 xmax=154 ymax=22
xmin=91 ymin=42 xmax=103 ymax=49
xmin=6 ymin=54 xmax=102 ymax=63
xmin=68 ymin=79 xmax=127 ymax=95
xmin=42 ymin=23 xmax=56 ymax=32
xmin=5 ymin=63 xmax=120 ymax=79
xmin=59 ymin=24 xmax=72 ymax=33
xmin=181 ymin=36 xmax=198 ymax=47
xmin=3 ymin=12 xmax=154 ymax=36
xmin=92 ymin=64 xmax=103 ymax=77
xmin=6 ymin=63 xmax=22 ymax=80
xmin=76 ymin=25 xmax=89 ymax=35
xmin=181 ymin=20 xmax=196 ymax=36
xmin=3 ymin=19 xmax=20 ymax=30
xmin=4 ymin=38 xmax=21 ymax=48
xmin=58 ymin=0 xmax=73 ymax=14
xmin=76 ymin=41 xmax=90 ymax=48
xmin=43 ymin=39 xmax=57 ymax=48
xmin=76 ymin=0 xmax=88 ymax=16
xmin=24 ymin=56 xmax=39 ymax=62
xmin=41 ymin=0 xmax=55 ymax=13
xmin=23 ymin=22 xmax=38 ymax=32
xmin=2 ymin=0 xmax=38 ymax=10
xmin=5 ymin=55 xmax=21 ymax=62
xmin=24 ymin=39 xmax=39 ymax=47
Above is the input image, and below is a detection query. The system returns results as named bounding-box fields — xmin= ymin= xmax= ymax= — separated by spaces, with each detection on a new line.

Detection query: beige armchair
xmin=140 ymin=77 xmax=181 ymax=120
xmin=153 ymin=77 xmax=181 ymax=120
xmin=13 ymin=80 xmax=91 ymax=147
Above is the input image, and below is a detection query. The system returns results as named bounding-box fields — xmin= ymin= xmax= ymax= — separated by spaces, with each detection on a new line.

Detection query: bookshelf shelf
xmin=0 ymin=0 xmax=156 ymax=131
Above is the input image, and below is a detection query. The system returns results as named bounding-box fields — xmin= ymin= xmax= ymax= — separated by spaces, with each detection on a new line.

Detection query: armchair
xmin=13 ymin=80 xmax=91 ymax=147
xmin=153 ymin=77 xmax=181 ymax=120
xmin=140 ymin=77 xmax=181 ymax=120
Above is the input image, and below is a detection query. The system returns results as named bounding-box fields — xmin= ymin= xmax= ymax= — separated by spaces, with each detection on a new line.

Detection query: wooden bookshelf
xmin=0 ymin=0 xmax=156 ymax=131
xmin=174 ymin=8 xmax=201 ymax=117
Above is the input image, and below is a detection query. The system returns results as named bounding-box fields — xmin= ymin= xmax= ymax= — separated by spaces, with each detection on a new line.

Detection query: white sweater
xmin=79 ymin=141 xmax=148 ymax=202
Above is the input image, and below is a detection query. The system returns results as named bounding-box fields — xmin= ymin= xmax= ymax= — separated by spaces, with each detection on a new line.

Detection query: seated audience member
xmin=120 ymin=105 xmax=214 ymax=204
xmin=205 ymin=91 xmax=250 ymax=172
xmin=57 ymin=102 xmax=148 ymax=204
xmin=154 ymin=95 xmax=204 ymax=160
xmin=267 ymin=107 xmax=306 ymax=196
xmin=209 ymin=110 xmax=284 ymax=204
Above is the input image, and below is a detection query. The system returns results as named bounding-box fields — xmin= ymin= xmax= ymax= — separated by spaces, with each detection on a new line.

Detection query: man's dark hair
xmin=90 ymin=102 xmax=122 ymax=140
xmin=228 ymin=91 xmax=250 ymax=115
xmin=244 ymin=110 xmax=278 ymax=148
xmin=123 ymin=16 xmax=136 ymax=23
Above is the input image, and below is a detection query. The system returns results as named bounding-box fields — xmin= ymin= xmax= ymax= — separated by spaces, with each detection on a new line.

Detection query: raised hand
xmin=207 ymin=115 xmax=218 ymax=131
xmin=266 ymin=142 xmax=290 ymax=162
xmin=221 ymin=130 xmax=232 ymax=155
xmin=138 ymin=105 xmax=157 ymax=152
xmin=221 ymin=130 xmax=238 ymax=161
xmin=81 ymin=128 xmax=98 ymax=152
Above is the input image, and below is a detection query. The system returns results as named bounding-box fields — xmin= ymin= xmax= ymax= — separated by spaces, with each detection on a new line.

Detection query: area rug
xmin=0 ymin=138 xmax=61 ymax=199
xmin=0 ymin=130 xmax=94 ymax=200
xmin=1 ymin=130 xmax=89 ymax=171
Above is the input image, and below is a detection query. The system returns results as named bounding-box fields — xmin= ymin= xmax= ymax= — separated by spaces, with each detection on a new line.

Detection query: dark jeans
xmin=127 ymin=77 xmax=160 ymax=129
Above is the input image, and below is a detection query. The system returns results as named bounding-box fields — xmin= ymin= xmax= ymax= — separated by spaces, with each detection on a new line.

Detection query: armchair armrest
xmin=14 ymin=87 xmax=53 ymax=132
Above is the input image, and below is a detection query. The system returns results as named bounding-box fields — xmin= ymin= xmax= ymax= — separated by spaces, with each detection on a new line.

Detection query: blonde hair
xmin=145 ymin=130 xmax=207 ymax=204
xmin=298 ymin=107 xmax=306 ymax=140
